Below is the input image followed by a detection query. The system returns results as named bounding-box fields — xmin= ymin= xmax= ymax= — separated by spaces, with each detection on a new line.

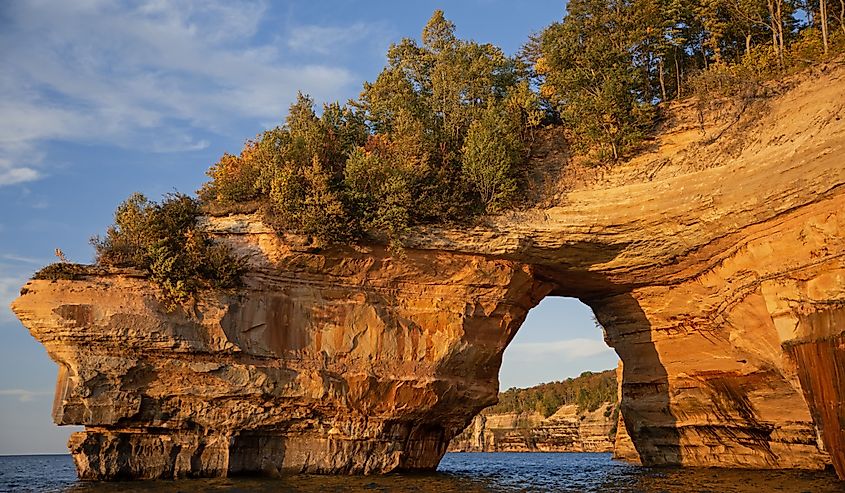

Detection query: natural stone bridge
xmin=12 ymin=66 xmax=845 ymax=480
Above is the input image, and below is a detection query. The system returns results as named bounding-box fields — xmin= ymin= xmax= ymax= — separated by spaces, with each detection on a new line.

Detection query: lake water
xmin=0 ymin=452 xmax=841 ymax=492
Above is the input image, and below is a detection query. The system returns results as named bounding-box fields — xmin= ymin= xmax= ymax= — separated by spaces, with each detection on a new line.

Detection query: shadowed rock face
xmin=11 ymin=65 xmax=845 ymax=479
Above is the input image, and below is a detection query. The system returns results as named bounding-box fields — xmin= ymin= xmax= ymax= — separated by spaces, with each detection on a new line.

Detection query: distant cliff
xmin=449 ymin=403 xmax=616 ymax=453
xmin=449 ymin=370 xmax=618 ymax=453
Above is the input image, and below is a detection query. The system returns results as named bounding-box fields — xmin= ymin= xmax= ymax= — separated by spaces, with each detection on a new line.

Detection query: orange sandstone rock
xmin=11 ymin=62 xmax=845 ymax=479
xmin=448 ymin=403 xmax=616 ymax=453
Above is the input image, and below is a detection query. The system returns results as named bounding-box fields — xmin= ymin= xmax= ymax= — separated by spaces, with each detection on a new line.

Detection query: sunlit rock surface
xmin=447 ymin=403 xmax=615 ymax=453
xmin=12 ymin=64 xmax=845 ymax=479
xmin=15 ymin=247 xmax=549 ymax=479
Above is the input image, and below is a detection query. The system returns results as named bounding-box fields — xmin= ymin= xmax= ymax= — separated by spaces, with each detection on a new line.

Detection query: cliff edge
xmin=11 ymin=61 xmax=845 ymax=479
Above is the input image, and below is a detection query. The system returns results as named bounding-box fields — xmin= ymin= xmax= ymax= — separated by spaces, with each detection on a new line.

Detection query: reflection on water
xmin=0 ymin=452 xmax=840 ymax=492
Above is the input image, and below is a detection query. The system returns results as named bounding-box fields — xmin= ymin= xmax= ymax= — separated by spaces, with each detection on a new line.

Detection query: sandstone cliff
xmin=12 ymin=62 xmax=845 ymax=479
xmin=14 ymin=248 xmax=548 ymax=479
xmin=448 ymin=403 xmax=616 ymax=453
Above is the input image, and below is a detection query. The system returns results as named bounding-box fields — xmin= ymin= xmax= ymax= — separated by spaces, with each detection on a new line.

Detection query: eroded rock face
xmin=14 ymin=247 xmax=551 ymax=478
xmin=11 ymin=64 xmax=845 ymax=479
xmin=447 ymin=403 xmax=615 ymax=453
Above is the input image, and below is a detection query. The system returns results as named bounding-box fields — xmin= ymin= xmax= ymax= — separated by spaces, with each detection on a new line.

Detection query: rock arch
xmin=12 ymin=65 xmax=845 ymax=480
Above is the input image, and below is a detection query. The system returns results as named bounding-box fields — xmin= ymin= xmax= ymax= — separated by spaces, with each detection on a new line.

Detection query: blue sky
xmin=0 ymin=0 xmax=617 ymax=454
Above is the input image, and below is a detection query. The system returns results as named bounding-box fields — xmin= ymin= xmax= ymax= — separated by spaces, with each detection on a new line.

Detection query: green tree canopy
xmin=201 ymin=10 xmax=539 ymax=246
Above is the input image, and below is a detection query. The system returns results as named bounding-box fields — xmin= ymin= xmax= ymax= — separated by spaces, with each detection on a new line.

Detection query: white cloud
xmin=1 ymin=254 xmax=47 ymax=265
xmin=150 ymin=136 xmax=211 ymax=154
xmin=0 ymin=0 xmax=362 ymax=186
xmin=288 ymin=23 xmax=375 ymax=55
xmin=0 ymin=166 xmax=40 ymax=187
xmin=0 ymin=389 xmax=52 ymax=403
xmin=505 ymin=338 xmax=614 ymax=361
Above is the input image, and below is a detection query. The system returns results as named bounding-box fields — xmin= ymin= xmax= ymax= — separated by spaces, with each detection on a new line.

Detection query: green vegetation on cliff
xmin=199 ymin=11 xmax=540 ymax=248
xmin=488 ymin=370 xmax=618 ymax=418
xmin=88 ymin=3 xmax=844 ymax=300
xmin=199 ymin=5 xmax=843 ymax=245
xmin=529 ymin=0 xmax=845 ymax=160
xmin=90 ymin=193 xmax=246 ymax=307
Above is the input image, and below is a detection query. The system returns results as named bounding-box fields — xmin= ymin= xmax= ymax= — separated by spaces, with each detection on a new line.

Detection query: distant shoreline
xmin=0 ymin=453 xmax=70 ymax=457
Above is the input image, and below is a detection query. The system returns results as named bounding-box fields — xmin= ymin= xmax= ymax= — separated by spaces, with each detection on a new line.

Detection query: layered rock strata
xmin=12 ymin=63 xmax=845 ymax=479
xmin=611 ymin=362 xmax=641 ymax=463
xmin=447 ymin=403 xmax=615 ymax=452
xmin=15 ymin=248 xmax=550 ymax=479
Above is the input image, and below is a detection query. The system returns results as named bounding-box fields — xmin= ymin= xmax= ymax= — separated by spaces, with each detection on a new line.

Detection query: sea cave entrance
xmin=448 ymin=297 xmax=621 ymax=454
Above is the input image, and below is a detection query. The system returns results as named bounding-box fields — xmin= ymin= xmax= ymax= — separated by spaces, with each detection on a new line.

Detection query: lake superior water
xmin=0 ymin=452 xmax=841 ymax=492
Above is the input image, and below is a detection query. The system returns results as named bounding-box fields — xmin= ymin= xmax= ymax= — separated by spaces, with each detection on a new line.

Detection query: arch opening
xmin=500 ymin=297 xmax=617 ymax=391
xmin=448 ymin=296 xmax=623 ymax=454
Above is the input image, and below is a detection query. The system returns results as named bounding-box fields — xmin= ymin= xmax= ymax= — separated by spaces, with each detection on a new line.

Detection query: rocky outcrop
xmin=14 ymin=248 xmax=550 ymax=479
xmin=448 ymin=403 xmax=615 ymax=452
xmin=611 ymin=362 xmax=641 ymax=463
xmin=12 ymin=63 xmax=845 ymax=479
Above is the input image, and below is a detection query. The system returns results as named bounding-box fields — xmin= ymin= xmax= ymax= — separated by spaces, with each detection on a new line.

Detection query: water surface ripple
xmin=0 ymin=452 xmax=840 ymax=492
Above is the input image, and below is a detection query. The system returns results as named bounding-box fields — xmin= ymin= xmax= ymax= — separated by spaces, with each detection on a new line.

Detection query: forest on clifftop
xmin=487 ymin=369 xmax=618 ymax=418
xmin=39 ymin=1 xmax=845 ymax=305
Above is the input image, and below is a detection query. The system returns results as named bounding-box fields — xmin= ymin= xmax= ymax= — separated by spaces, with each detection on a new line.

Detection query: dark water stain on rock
xmin=786 ymin=312 xmax=845 ymax=480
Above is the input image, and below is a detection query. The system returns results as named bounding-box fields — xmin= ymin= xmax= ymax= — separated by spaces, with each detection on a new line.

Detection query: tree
xmin=664 ymin=0 xmax=695 ymax=96
xmin=360 ymin=10 xmax=521 ymax=157
xmin=344 ymin=137 xmax=414 ymax=249
xmin=725 ymin=0 xmax=773 ymax=56
xmin=538 ymin=0 xmax=655 ymax=160
xmin=505 ymin=80 xmax=544 ymax=141
xmin=257 ymin=96 xmax=367 ymax=243
xmin=92 ymin=193 xmax=245 ymax=308
xmin=202 ymin=10 xmax=535 ymax=245
xmin=839 ymin=0 xmax=845 ymax=37
xmin=767 ymin=0 xmax=786 ymax=65
xmin=820 ymin=0 xmax=830 ymax=53
xmin=485 ymin=370 xmax=618 ymax=417
xmin=94 ymin=192 xmax=153 ymax=267
xmin=697 ymin=0 xmax=731 ymax=63
xmin=355 ymin=10 xmax=529 ymax=219
xmin=461 ymin=105 xmax=522 ymax=211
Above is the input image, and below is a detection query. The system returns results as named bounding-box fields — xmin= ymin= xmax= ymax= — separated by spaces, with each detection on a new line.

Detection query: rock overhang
xmin=11 ymin=62 xmax=845 ymax=480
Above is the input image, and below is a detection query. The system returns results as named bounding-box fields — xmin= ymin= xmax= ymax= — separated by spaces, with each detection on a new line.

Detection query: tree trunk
xmin=821 ymin=0 xmax=830 ymax=55
xmin=776 ymin=0 xmax=785 ymax=66
xmin=659 ymin=57 xmax=667 ymax=101
xmin=771 ymin=23 xmax=778 ymax=56
xmin=712 ymin=31 xmax=723 ymax=64
xmin=767 ymin=0 xmax=784 ymax=67
xmin=745 ymin=33 xmax=752 ymax=56
xmin=767 ymin=0 xmax=778 ymax=56
xmin=839 ymin=0 xmax=845 ymax=36
xmin=675 ymin=52 xmax=682 ymax=98
xmin=643 ymin=53 xmax=654 ymax=103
